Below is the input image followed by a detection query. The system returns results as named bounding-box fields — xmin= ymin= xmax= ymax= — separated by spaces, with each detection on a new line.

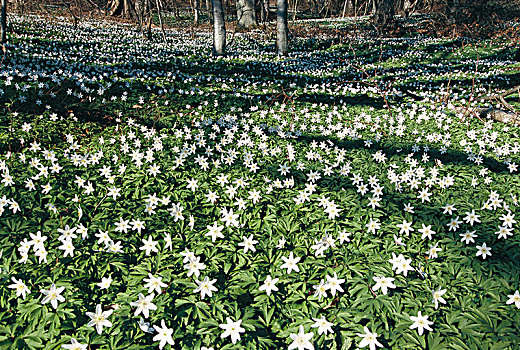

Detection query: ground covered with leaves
xmin=1 ymin=14 xmax=520 ymax=350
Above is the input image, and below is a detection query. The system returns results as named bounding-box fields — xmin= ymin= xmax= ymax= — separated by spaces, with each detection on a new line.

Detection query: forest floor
xmin=0 ymin=13 xmax=520 ymax=350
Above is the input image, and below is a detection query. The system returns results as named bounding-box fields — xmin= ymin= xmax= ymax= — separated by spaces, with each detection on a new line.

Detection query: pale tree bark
xmin=402 ymin=0 xmax=411 ymax=16
xmin=108 ymin=0 xmax=122 ymax=16
xmin=108 ymin=0 xmax=136 ymax=19
xmin=276 ymin=0 xmax=288 ymax=56
xmin=292 ymin=0 xmax=298 ymax=21
xmin=193 ymin=0 xmax=200 ymax=25
xmin=1 ymin=0 xmax=6 ymax=47
xmin=212 ymin=0 xmax=226 ymax=55
xmin=134 ymin=0 xmax=145 ymax=36
xmin=236 ymin=0 xmax=256 ymax=28
xmin=341 ymin=0 xmax=353 ymax=17
xmin=155 ymin=0 xmax=167 ymax=43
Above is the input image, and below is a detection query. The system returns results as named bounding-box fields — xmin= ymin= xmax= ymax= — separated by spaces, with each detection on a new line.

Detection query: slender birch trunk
xmin=276 ymin=0 xmax=288 ymax=56
xmin=194 ymin=0 xmax=200 ymax=25
xmin=212 ymin=0 xmax=226 ymax=55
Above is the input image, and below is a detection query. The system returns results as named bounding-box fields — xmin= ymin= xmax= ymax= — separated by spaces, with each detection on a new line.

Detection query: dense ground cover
xmin=1 ymin=14 xmax=520 ymax=350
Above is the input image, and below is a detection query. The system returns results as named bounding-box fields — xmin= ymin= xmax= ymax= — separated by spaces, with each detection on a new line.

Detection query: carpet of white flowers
xmin=1 ymin=14 xmax=520 ymax=350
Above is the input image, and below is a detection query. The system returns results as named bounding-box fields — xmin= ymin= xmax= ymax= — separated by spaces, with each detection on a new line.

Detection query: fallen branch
xmin=478 ymin=85 xmax=520 ymax=119
xmin=482 ymin=85 xmax=520 ymax=101
xmin=402 ymin=86 xmax=520 ymax=125
xmin=457 ymin=106 xmax=520 ymax=125
xmin=403 ymin=89 xmax=423 ymax=101
xmin=498 ymin=96 xmax=517 ymax=115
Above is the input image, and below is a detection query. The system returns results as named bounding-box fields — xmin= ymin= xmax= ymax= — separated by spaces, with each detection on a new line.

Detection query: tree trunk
xmin=409 ymin=0 xmax=420 ymax=15
xmin=446 ymin=0 xmax=461 ymax=24
xmin=128 ymin=0 xmax=142 ymax=19
xmin=276 ymin=0 xmax=288 ymax=56
xmin=1 ymin=0 xmax=6 ymax=46
xmin=146 ymin=15 xmax=152 ymax=39
xmin=258 ymin=0 xmax=264 ymax=22
xmin=262 ymin=0 xmax=269 ymax=23
xmin=236 ymin=0 xmax=256 ymax=28
xmin=135 ymin=0 xmax=145 ymax=35
xmin=310 ymin=0 xmax=317 ymax=16
xmin=212 ymin=0 xmax=226 ymax=55
xmin=375 ymin=0 xmax=394 ymax=26
xmin=194 ymin=0 xmax=200 ymax=25
xmin=109 ymin=0 xmax=122 ymax=16
xmin=156 ymin=0 xmax=167 ymax=42
xmin=61 ymin=0 xmax=78 ymax=27
xmin=403 ymin=0 xmax=411 ymax=16
xmin=109 ymin=0 xmax=136 ymax=19
xmin=146 ymin=0 xmax=152 ymax=39
xmin=170 ymin=0 xmax=179 ymax=19
xmin=124 ymin=0 xmax=135 ymax=18
xmin=292 ymin=0 xmax=298 ymax=21
xmin=341 ymin=0 xmax=351 ymax=17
